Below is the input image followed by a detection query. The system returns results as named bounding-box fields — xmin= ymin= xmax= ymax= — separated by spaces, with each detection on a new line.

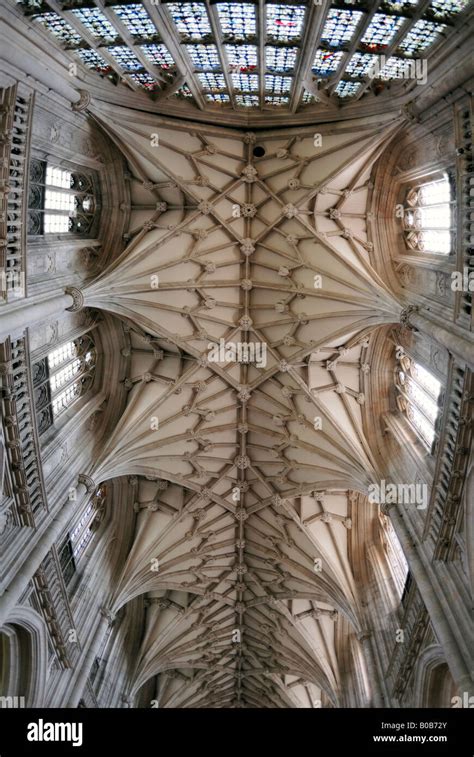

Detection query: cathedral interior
xmin=0 ymin=0 xmax=472 ymax=710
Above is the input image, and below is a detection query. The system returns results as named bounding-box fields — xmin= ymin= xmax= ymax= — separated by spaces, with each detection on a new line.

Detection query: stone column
xmin=0 ymin=290 xmax=79 ymax=342
xmin=0 ymin=473 xmax=95 ymax=627
xmin=403 ymin=308 xmax=474 ymax=370
xmin=358 ymin=632 xmax=384 ymax=707
xmin=388 ymin=504 xmax=473 ymax=694
xmin=65 ymin=608 xmax=112 ymax=708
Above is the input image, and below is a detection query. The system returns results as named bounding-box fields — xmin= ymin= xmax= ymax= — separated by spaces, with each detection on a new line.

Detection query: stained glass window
xmin=265 ymin=95 xmax=290 ymax=105
xmin=403 ymin=173 xmax=452 ymax=254
xmin=235 ymin=94 xmax=259 ymax=106
xmin=34 ymin=336 xmax=97 ymax=435
xmin=226 ymin=45 xmax=258 ymax=70
xmin=28 ymin=161 xmax=99 ymax=237
xmin=398 ymin=19 xmax=445 ymax=53
xmin=312 ymin=49 xmax=344 ymax=76
xmin=345 ymin=52 xmax=379 ymax=76
xmin=265 ymin=74 xmax=292 ymax=93
xmin=231 ymin=72 xmax=259 ymax=91
xmin=140 ymin=44 xmax=175 ymax=69
xmin=172 ymin=83 xmax=194 ymax=99
xmin=107 ymin=46 xmax=143 ymax=71
xmin=168 ymin=2 xmax=212 ymax=40
xmin=302 ymin=90 xmax=317 ymax=104
xmin=429 ymin=0 xmax=469 ymax=16
xmin=206 ymin=93 xmax=231 ymax=103
xmin=266 ymin=46 xmax=298 ymax=72
xmin=361 ymin=13 xmax=406 ymax=48
xmin=128 ymin=71 xmax=161 ymax=90
xmin=111 ymin=4 xmax=157 ymax=39
xmin=186 ymin=44 xmax=221 ymax=69
xmin=216 ymin=3 xmax=257 ymax=40
xmin=32 ymin=13 xmax=82 ymax=47
xmin=321 ymin=10 xmax=363 ymax=47
xmin=396 ymin=356 xmax=442 ymax=449
xmin=198 ymin=72 xmax=226 ymax=90
xmin=379 ymin=55 xmax=413 ymax=78
xmin=71 ymin=8 xmax=119 ymax=44
xmin=335 ymin=80 xmax=362 ymax=97
xmin=74 ymin=47 xmax=110 ymax=71
xmin=266 ymin=4 xmax=306 ymax=41
xmin=382 ymin=0 xmax=418 ymax=8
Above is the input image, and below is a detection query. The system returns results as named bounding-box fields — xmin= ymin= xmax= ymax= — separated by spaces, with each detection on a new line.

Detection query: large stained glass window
xmin=33 ymin=336 xmax=97 ymax=436
xmin=403 ymin=173 xmax=453 ymax=254
xmin=395 ymin=353 xmax=442 ymax=449
xmin=28 ymin=160 xmax=100 ymax=237
xmin=21 ymin=0 xmax=467 ymax=110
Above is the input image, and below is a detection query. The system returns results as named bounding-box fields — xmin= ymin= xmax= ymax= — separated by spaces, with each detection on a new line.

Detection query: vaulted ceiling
xmin=74 ymin=104 xmax=406 ymax=706
xmin=18 ymin=0 xmax=472 ymax=124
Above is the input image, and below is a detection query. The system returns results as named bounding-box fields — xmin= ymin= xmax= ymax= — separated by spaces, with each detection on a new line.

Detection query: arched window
xmin=379 ymin=510 xmax=409 ymax=599
xmin=28 ymin=159 xmax=100 ymax=237
xmin=58 ymin=484 xmax=107 ymax=585
xmin=33 ymin=335 xmax=96 ymax=435
xmin=402 ymin=173 xmax=453 ymax=255
xmin=395 ymin=351 xmax=442 ymax=450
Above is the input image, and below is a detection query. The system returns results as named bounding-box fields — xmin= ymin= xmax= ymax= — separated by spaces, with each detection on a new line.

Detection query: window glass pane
xmin=46 ymin=165 xmax=72 ymax=189
xmin=361 ymin=13 xmax=405 ymax=47
xmin=168 ymin=3 xmax=212 ymax=39
xmin=140 ymin=44 xmax=175 ymax=69
xmin=48 ymin=342 xmax=77 ymax=369
xmin=231 ymin=73 xmax=259 ymax=91
xmin=50 ymin=359 xmax=82 ymax=392
xmin=186 ymin=44 xmax=221 ymax=69
xmin=107 ymin=46 xmax=144 ymax=71
xmin=321 ymin=10 xmax=363 ymax=47
xmin=226 ymin=45 xmax=258 ymax=69
xmin=44 ymin=214 xmax=70 ymax=233
xmin=112 ymin=4 xmax=156 ymax=39
xmin=71 ymin=8 xmax=119 ymax=43
xmin=312 ymin=49 xmax=344 ymax=76
xmin=410 ymin=363 xmax=442 ymax=399
xmin=33 ymin=13 xmax=82 ymax=47
xmin=266 ymin=46 xmax=298 ymax=72
xmin=398 ymin=19 xmax=445 ymax=53
xmin=266 ymin=4 xmax=306 ymax=42
xmin=216 ymin=3 xmax=257 ymax=40
xmin=45 ymin=189 xmax=75 ymax=212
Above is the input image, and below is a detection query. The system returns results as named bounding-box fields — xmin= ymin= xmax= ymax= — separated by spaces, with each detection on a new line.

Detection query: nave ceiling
xmin=72 ymin=106 xmax=410 ymax=706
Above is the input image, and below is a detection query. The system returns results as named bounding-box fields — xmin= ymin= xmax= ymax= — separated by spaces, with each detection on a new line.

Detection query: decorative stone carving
xmin=71 ymin=89 xmax=91 ymax=112
xmin=78 ymin=474 xmax=96 ymax=494
xmin=65 ymin=286 xmax=84 ymax=312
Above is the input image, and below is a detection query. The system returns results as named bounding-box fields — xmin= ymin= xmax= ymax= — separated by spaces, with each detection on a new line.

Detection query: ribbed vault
xmin=79 ymin=104 xmax=406 ymax=707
